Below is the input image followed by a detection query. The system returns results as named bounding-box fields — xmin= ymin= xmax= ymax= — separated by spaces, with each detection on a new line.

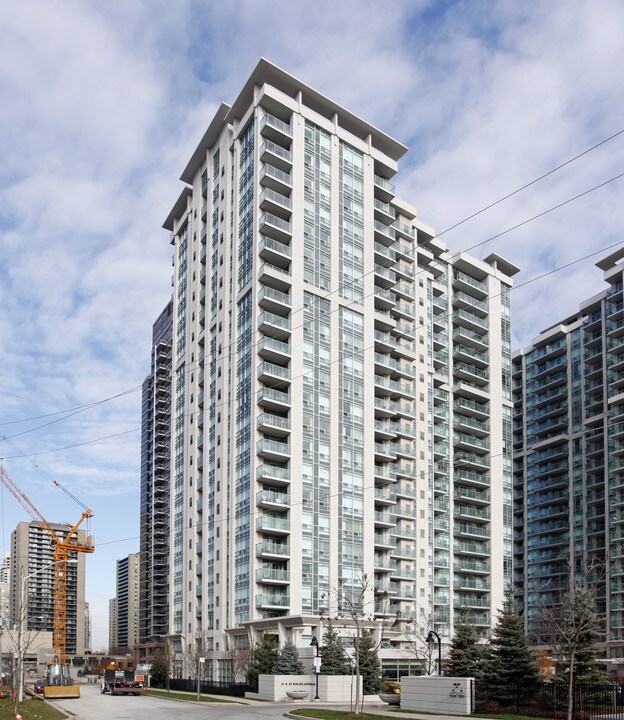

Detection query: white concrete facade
xmin=161 ymin=59 xmax=518 ymax=676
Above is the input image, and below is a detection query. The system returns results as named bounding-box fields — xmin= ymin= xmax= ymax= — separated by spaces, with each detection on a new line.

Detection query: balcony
xmin=256 ymin=489 xmax=290 ymax=509
xmin=258 ymin=286 xmax=292 ymax=315
xmin=374 ymin=221 xmax=396 ymax=245
xmin=256 ymin=464 xmax=290 ymax=487
xmin=258 ymin=336 xmax=291 ymax=364
xmin=455 ymin=522 xmax=490 ymax=538
xmin=374 ymin=287 xmax=396 ymax=311
xmin=260 ymin=113 xmax=293 ymax=145
xmin=454 ymin=309 xmax=488 ymax=333
xmin=256 ymin=514 xmax=290 ymax=536
xmin=374 ymin=511 xmax=396 ymax=528
xmin=259 ymin=164 xmax=292 ymax=195
xmin=454 ymin=541 xmax=490 ymax=556
xmin=454 ymin=362 xmax=489 ymax=386
xmin=259 ymin=235 xmax=291 ymax=268
xmin=374 ymin=241 xmax=396 ymax=267
xmin=374 ymin=174 xmax=396 ymax=202
xmin=453 ymin=291 xmax=488 ymax=317
xmin=255 ymin=594 xmax=290 ymax=609
xmin=454 ymin=343 xmax=489 ymax=368
xmin=454 ymin=414 xmax=489 ymax=436
xmin=374 ymin=555 xmax=398 ymax=573
xmin=257 ymin=412 xmax=290 ymax=438
xmin=375 ymin=442 xmax=397 ymax=462
xmin=260 ymin=139 xmax=293 ymax=172
xmin=255 ymin=567 xmax=290 ymax=584
xmin=454 ymin=452 xmax=489 ymax=470
xmin=453 ymin=271 xmax=488 ymax=298
xmin=256 ymin=541 xmax=290 ymax=559
xmin=374 ymin=264 xmax=396 ymax=288
xmin=260 ymin=187 xmax=292 ymax=220
xmin=374 ymin=465 xmax=397 ymax=484
xmin=258 ymin=311 xmax=291 ymax=338
xmin=257 ymin=386 xmax=291 ymax=412
xmin=256 ymin=438 xmax=290 ymax=462
xmin=375 ymin=486 xmax=397 ymax=505
xmin=454 ymin=432 xmax=489 ymax=453
xmin=259 ymin=212 xmax=292 ymax=243
xmin=257 ymin=361 xmax=290 ymax=386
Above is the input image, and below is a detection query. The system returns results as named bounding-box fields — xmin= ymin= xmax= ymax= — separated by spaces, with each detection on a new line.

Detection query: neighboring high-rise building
xmin=108 ymin=597 xmax=117 ymax=653
xmin=111 ymin=553 xmax=140 ymax=651
xmin=10 ymin=521 xmax=86 ymax=656
xmin=161 ymin=59 xmax=518 ymax=677
xmin=84 ymin=601 xmax=91 ymax=652
xmin=0 ymin=552 xmax=10 ymax=584
xmin=139 ymin=300 xmax=173 ymax=645
xmin=513 ymin=248 xmax=624 ymax=663
xmin=0 ymin=552 xmax=10 ymax=629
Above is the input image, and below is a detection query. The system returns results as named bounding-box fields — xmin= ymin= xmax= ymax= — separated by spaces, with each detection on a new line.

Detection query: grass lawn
xmin=144 ymin=688 xmax=243 ymax=703
xmin=0 ymin=699 xmax=67 ymax=720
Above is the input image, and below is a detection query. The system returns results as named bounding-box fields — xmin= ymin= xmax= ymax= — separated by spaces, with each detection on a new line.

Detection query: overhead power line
xmin=1 ymin=129 xmax=622 ymax=436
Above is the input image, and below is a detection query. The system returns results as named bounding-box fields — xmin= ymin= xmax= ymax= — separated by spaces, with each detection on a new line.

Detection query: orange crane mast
xmin=0 ymin=466 xmax=94 ymax=665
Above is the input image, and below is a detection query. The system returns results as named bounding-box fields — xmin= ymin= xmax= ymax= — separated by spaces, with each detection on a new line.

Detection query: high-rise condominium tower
xmin=112 ymin=553 xmax=139 ymax=651
xmin=513 ymin=248 xmax=624 ymax=663
xmin=139 ymin=301 xmax=173 ymax=645
xmin=161 ymin=59 xmax=518 ymax=677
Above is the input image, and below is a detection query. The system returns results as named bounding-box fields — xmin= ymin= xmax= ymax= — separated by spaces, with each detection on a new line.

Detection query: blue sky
xmin=1 ymin=0 xmax=623 ymax=650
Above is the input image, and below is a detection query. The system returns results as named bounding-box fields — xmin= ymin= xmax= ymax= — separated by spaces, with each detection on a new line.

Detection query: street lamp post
xmin=309 ymin=636 xmax=320 ymax=701
xmin=426 ymin=631 xmax=442 ymax=676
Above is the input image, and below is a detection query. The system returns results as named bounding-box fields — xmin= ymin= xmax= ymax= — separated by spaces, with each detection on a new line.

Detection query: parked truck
xmin=101 ymin=666 xmax=145 ymax=696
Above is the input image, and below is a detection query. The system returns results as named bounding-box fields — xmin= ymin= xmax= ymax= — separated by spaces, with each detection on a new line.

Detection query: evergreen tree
xmin=273 ymin=640 xmax=305 ymax=675
xmin=320 ymin=622 xmax=350 ymax=675
xmin=248 ymin=633 xmax=278 ymax=687
xmin=446 ymin=615 xmax=487 ymax=679
xmin=486 ymin=590 xmax=540 ymax=685
xmin=355 ymin=631 xmax=382 ymax=694
xmin=150 ymin=650 xmax=168 ymax=688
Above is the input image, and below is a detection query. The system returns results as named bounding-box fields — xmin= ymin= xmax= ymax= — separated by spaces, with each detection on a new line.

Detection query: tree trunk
xmin=567 ymin=653 xmax=575 ymax=720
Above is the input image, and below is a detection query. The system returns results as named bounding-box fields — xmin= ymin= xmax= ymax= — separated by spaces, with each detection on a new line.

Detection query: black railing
xmin=475 ymin=682 xmax=624 ymax=720
xmin=151 ymin=678 xmax=252 ymax=697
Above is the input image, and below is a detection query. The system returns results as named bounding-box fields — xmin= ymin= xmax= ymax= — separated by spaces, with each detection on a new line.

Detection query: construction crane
xmin=0 ymin=465 xmax=93 ymax=672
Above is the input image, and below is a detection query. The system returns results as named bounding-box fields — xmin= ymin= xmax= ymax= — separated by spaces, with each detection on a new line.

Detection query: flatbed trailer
xmin=101 ymin=669 xmax=144 ymax=695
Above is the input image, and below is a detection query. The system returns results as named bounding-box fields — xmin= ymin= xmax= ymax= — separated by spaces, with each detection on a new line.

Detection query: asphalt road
xmin=48 ymin=683 xmax=316 ymax=720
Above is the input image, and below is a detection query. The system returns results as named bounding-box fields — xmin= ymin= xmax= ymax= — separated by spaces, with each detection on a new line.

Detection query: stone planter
xmin=286 ymin=690 xmax=309 ymax=700
xmin=379 ymin=693 xmax=401 ymax=705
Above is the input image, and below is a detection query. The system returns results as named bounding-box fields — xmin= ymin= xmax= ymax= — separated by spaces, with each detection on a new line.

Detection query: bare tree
xmin=334 ymin=571 xmax=389 ymax=715
xmin=538 ymin=557 xmax=606 ymax=720
xmin=222 ymin=636 xmax=252 ymax=683
xmin=6 ymin=598 xmax=46 ymax=715
xmin=402 ymin=614 xmax=439 ymax=675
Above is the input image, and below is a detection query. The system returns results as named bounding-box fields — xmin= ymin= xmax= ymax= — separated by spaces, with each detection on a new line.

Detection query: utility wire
xmin=2 ymin=168 xmax=622 ymax=446
xmin=1 ymin=133 xmax=622 ymax=434
xmin=3 ymin=237 xmax=622 ymax=465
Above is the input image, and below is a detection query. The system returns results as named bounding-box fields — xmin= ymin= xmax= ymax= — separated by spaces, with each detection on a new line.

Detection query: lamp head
xmin=310 ymin=636 xmax=318 ymax=648
xmin=426 ymin=631 xmax=435 ymax=644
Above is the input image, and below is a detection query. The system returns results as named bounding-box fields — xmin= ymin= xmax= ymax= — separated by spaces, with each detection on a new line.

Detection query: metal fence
xmin=475 ymin=682 xmax=624 ymax=720
xmin=151 ymin=678 xmax=252 ymax=697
